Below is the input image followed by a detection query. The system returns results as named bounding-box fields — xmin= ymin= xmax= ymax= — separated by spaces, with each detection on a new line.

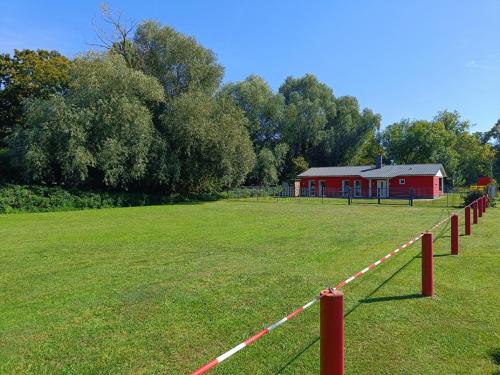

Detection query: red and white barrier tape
xmin=191 ymin=296 xmax=318 ymax=375
xmin=191 ymin=213 xmax=457 ymax=374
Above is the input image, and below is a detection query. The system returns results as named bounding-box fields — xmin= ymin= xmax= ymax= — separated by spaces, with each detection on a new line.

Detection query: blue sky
xmin=2 ymin=1 xmax=499 ymax=131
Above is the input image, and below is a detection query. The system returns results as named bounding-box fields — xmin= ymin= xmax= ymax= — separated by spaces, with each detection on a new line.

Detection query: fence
xmin=191 ymin=194 xmax=492 ymax=374
xmin=227 ymin=186 xmax=478 ymax=208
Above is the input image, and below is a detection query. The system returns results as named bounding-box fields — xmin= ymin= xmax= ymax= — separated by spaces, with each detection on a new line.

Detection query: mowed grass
xmin=0 ymin=200 xmax=498 ymax=374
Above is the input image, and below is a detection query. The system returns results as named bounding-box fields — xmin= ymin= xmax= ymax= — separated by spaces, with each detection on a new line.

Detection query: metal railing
xmin=227 ymin=186 xmax=477 ymax=208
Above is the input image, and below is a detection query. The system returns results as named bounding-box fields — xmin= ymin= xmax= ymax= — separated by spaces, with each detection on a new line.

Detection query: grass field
xmin=0 ymin=199 xmax=499 ymax=374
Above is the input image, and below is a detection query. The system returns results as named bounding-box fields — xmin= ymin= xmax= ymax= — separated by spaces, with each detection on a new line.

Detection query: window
xmin=399 ymin=178 xmax=406 ymax=185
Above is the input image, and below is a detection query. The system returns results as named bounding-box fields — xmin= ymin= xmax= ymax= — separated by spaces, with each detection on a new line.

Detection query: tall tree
xmin=433 ymin=110 xmax=470 ymax=135
xmin=133 ymin=21 xmax=224 ymax=99
xmin=279 ymin=74 xmax=336 ymax=163
xmin=322 ymin=96 xmax=381 ymax=165
xmin=221 ymin=75 xmax=284 ymax=149
xmin=147 ymin=91 xmax=255 ymax=193
xmin=279 ymin=74 xmax=380 ymax=170
xmin=381 ymin=113 xmax=495 ymax=184
xmin=221 ymin=75 xmax=287 ymax=185
xmin=0 ymin=49 xmax=69 ymax=145
xmin=249 ymin=143 xmax=289 ymax=186
xmin=483 ymin=120 xmax=500 ymax=180
xmin=9 ymin=53 xmax=164 ymax=188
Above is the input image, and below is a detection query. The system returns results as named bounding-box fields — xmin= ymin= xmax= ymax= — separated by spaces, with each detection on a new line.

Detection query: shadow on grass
xmin=275 ymin=217 xmax=453 ymax=373
xmin=275 ymin=336 xmax=320 ymax=374
xmin=276 ymin=253 xmax=421 ymax=374
xmin=488 ymin=348 xmax=500 ymax=365
xmin=360 ymin=293 xmax=423 ymax=304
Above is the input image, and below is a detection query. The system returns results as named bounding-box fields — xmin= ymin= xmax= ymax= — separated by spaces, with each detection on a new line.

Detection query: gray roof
xmin=298 ymin=164 xmax=447 ymax=178
xmin=299 ymin=166 xmax=372 ymax=177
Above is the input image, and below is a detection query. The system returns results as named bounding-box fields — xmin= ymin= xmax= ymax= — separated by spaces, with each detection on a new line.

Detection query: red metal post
xmin=465 ymin=206 xmax=471 ymax=236
xmin=478 ymin=198 xmax=483 ymax=217
xmin=422 ymin=232 xmax=434 ymax=297
xmin=451 ymin=214 xmax=459 ymax=255
xmin=320 ymin=290 xmax=344 ymax=375
xmin=473 ymin=201 xmax=478 ymax=224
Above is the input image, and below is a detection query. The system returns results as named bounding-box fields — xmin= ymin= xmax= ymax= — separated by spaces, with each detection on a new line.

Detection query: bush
xmin=0 ymin=184 xmax=223 ymax=214
xmin=463 ymin=190 xmax=484 ymax=207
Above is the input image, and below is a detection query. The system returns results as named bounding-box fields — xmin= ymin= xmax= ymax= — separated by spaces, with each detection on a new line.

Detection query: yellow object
xmin=469 ymin=185 xmax=486 ymax=192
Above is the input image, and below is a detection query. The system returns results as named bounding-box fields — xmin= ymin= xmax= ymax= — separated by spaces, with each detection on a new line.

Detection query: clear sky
xmin=2 ymin=1 xmax=499 ymax=131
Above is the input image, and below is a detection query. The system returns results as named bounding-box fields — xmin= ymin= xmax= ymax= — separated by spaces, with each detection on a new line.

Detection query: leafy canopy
xmin=10 ymin=53 xmax=164 ymax=188
xmin=0 ymin=49 xmax=70 ymax=145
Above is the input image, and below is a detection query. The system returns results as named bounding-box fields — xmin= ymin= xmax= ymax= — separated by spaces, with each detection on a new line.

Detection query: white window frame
xmin=399 ymin=178 xmax=406 ymax=185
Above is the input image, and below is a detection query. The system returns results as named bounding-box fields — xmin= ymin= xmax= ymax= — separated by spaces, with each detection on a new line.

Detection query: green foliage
xmin=463 ymin=190 xmax=484 ymax=207
xmin=250 ymin=144 xmax=288 ymax=186
xmin=1 ymin=17 xmax=493 ymax=197
xmin=126 ymin=22 xmax=255 ymax=193
xmin=279 ymin=75 xmax=380 ymax=170
xmin=0 ymin=184 xmax=224 ymax=213
xmin=289 ymin=156 xmax=309 ymax=178
xmin=9 ymin=53 xmax=164 ymax=189
xmin=221 ymin=75 xmax=284 ymax=149
xmin=279 ymin=74 xmax=335 ymax=161
xmin=381 ymin=111 xmax=494 ymax=184
xmin=484 ymin=120 xmax=500 ymax=180
xmin=133 ymin=21 xmax=224 ymax=98
xmin=0 ymin=49 xmax=70 ymax=146
xmin=325 ymin=97 xmax=381 ymax=165
xmin=148 ymin=91 xmax=255 ymax=193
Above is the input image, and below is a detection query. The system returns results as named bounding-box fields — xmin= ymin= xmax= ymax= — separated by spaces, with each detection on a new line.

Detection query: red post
xmin=465 ymin=206 xmax=471 ymax=236
xmin=422 ymin=232 xmax=434 ymax=297
xmin=451 ymin=214 xmax=459 ymax=255
xmin=473 ymin=201 xmax=478 ymax=224
xmin=482 ymin=196 xmax=487 ymax=213
xmin=478 ymin=198 xmax=483 ymax=217
xmin=320 ymin=290 xmax=344 ymax=375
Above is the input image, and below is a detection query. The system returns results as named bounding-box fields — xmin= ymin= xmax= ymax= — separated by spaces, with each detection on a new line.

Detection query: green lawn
xmin=0 ymin=200 xmax=498 ymax=374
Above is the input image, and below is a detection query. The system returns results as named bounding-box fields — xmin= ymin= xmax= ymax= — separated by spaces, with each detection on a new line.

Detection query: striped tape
xmin=190 ymin=213 xmax=455 ymax=374
xmin=190 ymin=297 xmax=319 ymax=375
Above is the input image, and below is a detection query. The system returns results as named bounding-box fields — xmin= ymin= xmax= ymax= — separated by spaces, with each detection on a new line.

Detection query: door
xmin=309 ymin=180 xmax=316 ymax=196
xmin=377 ymin=180 xmax=388 ymax=198
xmin=319 ymin=181 xmax=326 ymax=197
xmin=342 ymin=180 xmax=350 ymax=197
xmin=354 ymin=180 xmax=362 ymax=197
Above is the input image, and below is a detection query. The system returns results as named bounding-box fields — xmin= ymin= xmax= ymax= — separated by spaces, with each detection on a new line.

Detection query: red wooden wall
xmin=299 ymin=175 xmax=441 ymax=198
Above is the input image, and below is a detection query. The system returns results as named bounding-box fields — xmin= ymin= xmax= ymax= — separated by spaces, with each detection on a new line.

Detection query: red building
xmin=477 ymin=176 xmax=495 ymax=187
xmin=298 ymin=157 xmax=447 ymax=199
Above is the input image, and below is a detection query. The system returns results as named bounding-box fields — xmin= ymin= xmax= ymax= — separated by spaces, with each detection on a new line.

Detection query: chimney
xmin=375 ymin=155 xmax=383 ymax=169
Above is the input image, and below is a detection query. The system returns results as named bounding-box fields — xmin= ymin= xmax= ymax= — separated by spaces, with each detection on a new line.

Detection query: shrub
xmin=0 ymin=184 xmax=222 ymax=214
xmin=463 ymin=190 xmax=484 ymax=207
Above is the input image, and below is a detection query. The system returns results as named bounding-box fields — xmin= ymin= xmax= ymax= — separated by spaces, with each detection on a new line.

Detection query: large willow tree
xmin=10 ymin=53 xmax=164 ymax=188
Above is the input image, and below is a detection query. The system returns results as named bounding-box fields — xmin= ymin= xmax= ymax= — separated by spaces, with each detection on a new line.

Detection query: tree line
xmin=0 ymin=16 xmax=498 ymax=195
